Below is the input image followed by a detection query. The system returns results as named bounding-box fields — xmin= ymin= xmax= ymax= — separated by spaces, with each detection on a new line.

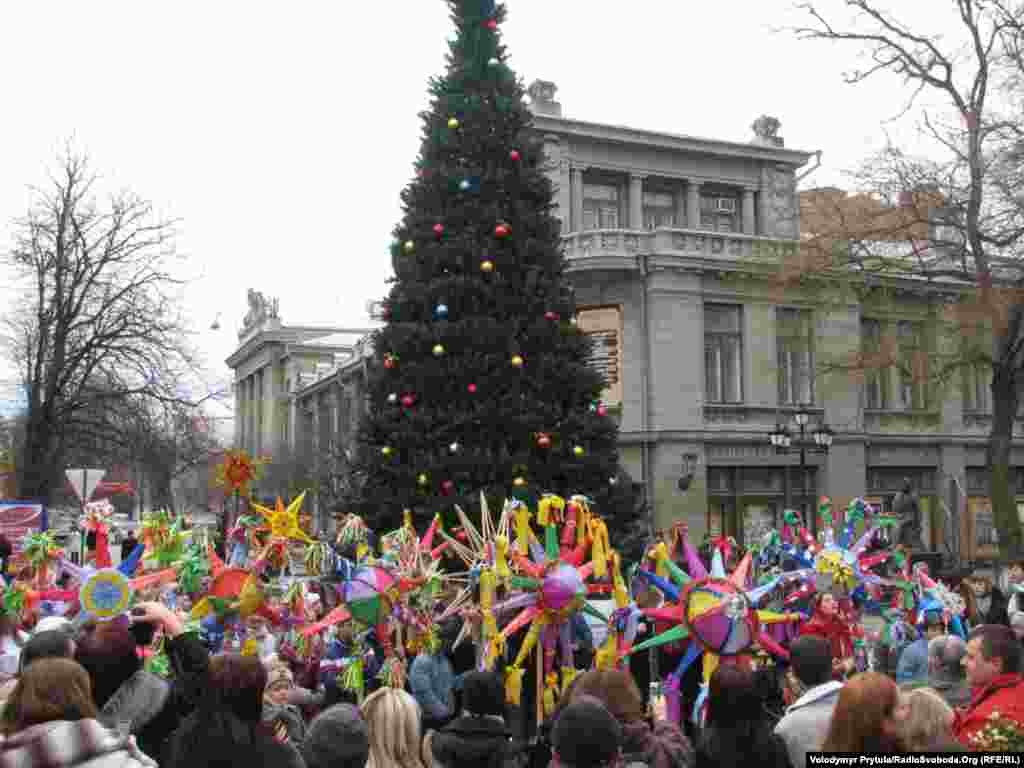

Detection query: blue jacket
xmin=896 ymin=637 xmax=930 ymax=684
xmin=409 ymin=652 xmax=455 ymax=721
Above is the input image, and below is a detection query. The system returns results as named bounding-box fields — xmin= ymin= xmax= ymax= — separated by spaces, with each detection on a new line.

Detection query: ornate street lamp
xmin=678 ymin=452 xmax=700 ymax=492
xmin=770 ymin=405 xmax=833 ymax=535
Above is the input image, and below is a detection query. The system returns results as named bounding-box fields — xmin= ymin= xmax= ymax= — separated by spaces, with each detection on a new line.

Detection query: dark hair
xmin=699 ymin=664 xmax=776 ymax=765
xmin=790 ymin=636 xmax=833 ymax=688
xmin=208 ymin=654 xmax=269 ymax=723
xmin=74 ymin=622 xmax=141 ymax=708
xmin=462 ymin=671 xmax=505 ymax=717
xmin=970 ymin=624 xmax=1022 ymax=674
xmin=20 ymin=630 xmax=74 ymax=674
xmin=166 ymin=655 xmax=278 ymax=768
xmin=705 ymin=665 xmax=763 ymax=728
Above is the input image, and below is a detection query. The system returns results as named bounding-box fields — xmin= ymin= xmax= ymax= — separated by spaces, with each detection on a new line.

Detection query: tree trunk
xmin=989 ymin=364 xmax=1022 ymax=561
xmin=16 ymin=412 xmax=60 ymax=504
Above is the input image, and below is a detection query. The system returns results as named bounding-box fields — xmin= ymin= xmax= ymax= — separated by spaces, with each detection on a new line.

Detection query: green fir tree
xmin=354 ymin=0 xmax=638 ymax=538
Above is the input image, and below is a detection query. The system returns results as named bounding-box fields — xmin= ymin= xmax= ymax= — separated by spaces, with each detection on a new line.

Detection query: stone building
xmin=225 ymin=289 xmax=374 ymax=531
xmin=226 ymin=81 xmax=1021 ymax=559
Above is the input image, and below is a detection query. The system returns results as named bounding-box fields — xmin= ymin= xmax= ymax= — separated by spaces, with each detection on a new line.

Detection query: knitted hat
xmin=302 ymin=704 xmax=369 ymax=768
xmin=462 ymin=671 xmax=504 ymax=717
xmin=266 ymin=662 xmax=293 ymax=690
xmin=552 ymin=699 xmax=621 ymax=768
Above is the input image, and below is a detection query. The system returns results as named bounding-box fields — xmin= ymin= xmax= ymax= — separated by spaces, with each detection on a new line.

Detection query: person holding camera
xmin=74 ymin=602 xmax=209 ymax=763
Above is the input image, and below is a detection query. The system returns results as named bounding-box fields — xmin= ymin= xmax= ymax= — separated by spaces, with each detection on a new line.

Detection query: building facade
xmin=226 ymin=82 xmax=1022 ymax=559
xmin=225 ymin=290 xmax=374 ymax=532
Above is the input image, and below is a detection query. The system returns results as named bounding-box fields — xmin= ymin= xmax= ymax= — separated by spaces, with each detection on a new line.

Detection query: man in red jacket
xmin=953 ymin=624 xmax=1024 ymax=747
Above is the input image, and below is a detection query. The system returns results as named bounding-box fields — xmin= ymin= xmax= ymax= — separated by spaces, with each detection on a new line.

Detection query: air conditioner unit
xmin=715 ymin=198 xmax=736 ymax=214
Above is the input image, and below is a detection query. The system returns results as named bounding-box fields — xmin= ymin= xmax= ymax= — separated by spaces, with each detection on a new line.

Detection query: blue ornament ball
xmin=435 ymin=303 xmax=449 ymax=318
xmin=459 ymin=179 xmax=471 ymax=191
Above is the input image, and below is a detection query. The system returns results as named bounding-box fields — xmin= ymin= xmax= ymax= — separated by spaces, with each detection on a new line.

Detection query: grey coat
xmin=773 ymin=681 xmax=842 ymax=768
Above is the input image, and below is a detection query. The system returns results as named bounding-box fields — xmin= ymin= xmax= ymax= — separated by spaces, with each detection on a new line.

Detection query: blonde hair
xmin=900 ymin=688 xmax=954 ymax=751
xmin=362 ymin=687 xmax=425 ymax=768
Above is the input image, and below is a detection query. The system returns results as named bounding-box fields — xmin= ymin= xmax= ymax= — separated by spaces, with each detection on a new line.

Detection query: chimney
xmin=527 ymin=80 xmax=563 ymax=117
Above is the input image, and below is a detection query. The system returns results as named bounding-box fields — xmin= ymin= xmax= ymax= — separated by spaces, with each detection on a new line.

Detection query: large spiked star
xmin=252 ymin=492 xmax=316 ymax=544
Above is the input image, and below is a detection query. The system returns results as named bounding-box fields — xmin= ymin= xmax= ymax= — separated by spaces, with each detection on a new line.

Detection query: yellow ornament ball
xmin=511 ymin=354 xmax=524 ymax=367
xmin=433 ymin=343 xmax=445 ymax=357
xmin=573 ymin=445 xmax=585 ymax=457
xmin=480 ymin=260 xmax=495 ymax=273
xmin=418 ymin=473 xmax=429 ymax=486
xmin=513 ymin=476 xmax=527 ymax=487
xmin=448 ymin=117 xmax=460 ymax=129
xmin=403 ymin=240 xmax=415 ymax=254
xmin=381 ymin=446 xmax=393 ymax=457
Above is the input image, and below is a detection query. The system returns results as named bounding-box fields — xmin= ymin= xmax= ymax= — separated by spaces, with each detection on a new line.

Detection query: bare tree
xmin=1 ymin=151 xmax=205 ymax=505
xmin=790 ymin=0 xmax=1024 ymax=559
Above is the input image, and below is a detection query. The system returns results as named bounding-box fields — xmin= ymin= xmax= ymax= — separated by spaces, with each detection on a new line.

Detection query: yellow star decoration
xmin=252 ymin=492 xmax=316 ymax=545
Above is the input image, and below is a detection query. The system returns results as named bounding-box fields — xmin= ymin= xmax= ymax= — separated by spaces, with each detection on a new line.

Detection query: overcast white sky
xmin=0 ymin=0 xmax=960 ymax=420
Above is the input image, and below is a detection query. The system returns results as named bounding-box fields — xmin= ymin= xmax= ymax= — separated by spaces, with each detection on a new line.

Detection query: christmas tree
xmin=354 ymin=0 xmax=636 ymax=536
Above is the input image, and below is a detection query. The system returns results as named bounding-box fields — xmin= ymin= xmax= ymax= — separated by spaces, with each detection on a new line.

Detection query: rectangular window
xmin=700 ymin=194 xmax=739 ymax=233
xmin=583 ymin=184 xmax=619 ymax=231
xmin=897 ymin=320 xmax=928 ymax=410
xmin=964 ymin=362 xmax=991 ymax=412
xmin=643 ymin=190 xmax=675 ymax=229
xmin=861 ymin=318 xmax=888 ymax=410
xmin=576 ymin=306 xmax=623 ymax=407
xmin=705 ymin=304 xmax=743 ymax=403
xmin=777 ymin=308 xmax=814 ymax=405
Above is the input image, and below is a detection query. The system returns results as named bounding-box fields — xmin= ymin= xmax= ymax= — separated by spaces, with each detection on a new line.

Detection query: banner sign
xmin=0 ymin=501 xmax=46 ymax=550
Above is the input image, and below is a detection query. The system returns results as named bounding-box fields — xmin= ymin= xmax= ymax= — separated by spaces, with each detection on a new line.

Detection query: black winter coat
xmin=431 ymin=715 xmax=519 ymax=768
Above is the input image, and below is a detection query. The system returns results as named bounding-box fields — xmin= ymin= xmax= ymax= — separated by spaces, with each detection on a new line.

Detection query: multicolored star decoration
xmin=249 ymin=492 xmax=317 ymax=572
xmin=629 ymin=531 xmax=804 ymax=725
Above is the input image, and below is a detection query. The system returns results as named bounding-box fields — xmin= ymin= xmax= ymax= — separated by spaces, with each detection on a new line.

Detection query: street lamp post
xmin=770 ymin=406 xmax=834 ymax=537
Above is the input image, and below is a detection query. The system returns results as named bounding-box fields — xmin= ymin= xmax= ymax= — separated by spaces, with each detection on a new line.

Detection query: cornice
xmin=534 ymin=114 xmax=816 ymax=167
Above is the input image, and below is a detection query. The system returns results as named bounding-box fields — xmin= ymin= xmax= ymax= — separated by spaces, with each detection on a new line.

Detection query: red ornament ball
xmin=597 ymin=404 xmax=608 ymax=417
xmin=544 ymin=311 xmax=560 ymax=321
xmin=509 ymin=150 xmax=521 ymax=162
xmin=486 ymin=18 xmax=498 ymax=30
xmin=495 ymin=223 xmax=510 ymax=238
xmin=467 ymin=383 xmax=477 ymax=394
xmin=537 ymin=434 xmax=552 ymax=449
xmin=441 ymin=480 xmax=455 ymax=495
xmin=433 ymin=223 xmax=444 ymax=236
xmin=401 ymin=395 xmax=415 ymax=408
xmin=384 ymin=356 xmax=396 ymax=370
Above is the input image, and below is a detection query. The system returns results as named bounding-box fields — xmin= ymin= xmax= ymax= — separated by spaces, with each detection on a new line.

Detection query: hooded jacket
xmin=773 ymin=681 xmax=842 ymax=768
xmin=953 ymin=673 xmax=1024 ymax=747
xmin=431 ymin=714 xmax=517 ymax=768
xmin=0 ymin=720 xmax=156 ymax=768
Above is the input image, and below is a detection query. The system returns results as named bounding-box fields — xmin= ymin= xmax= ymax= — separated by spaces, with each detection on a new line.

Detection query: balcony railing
xmin=561 ymin=227 xmax=798 ymax=269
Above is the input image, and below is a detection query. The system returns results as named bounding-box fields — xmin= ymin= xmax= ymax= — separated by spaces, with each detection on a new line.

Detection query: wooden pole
xmin=536 ymin=635 xmax=544 ymax=726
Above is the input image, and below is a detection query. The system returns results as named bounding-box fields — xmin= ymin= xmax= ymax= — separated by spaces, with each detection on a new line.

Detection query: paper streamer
xmin=301 ymin=606 xmax=352 ymax=637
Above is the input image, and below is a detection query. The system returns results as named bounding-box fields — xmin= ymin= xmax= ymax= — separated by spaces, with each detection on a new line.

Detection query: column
xmin=557 ymin=158 xmax=571 ymax=234
xmin=248 ymin=376 xmax=257 ymax=455
xmin=235 ymin=379 xmax=244 ymax=449
xmin=742 ymin=188 xmax=757 ymax=235
xmin=687 ymin=180 xmax=702 ymax=230
xmin=675 ymin=183 xmax=687 ymax=228
xmin=571 ymin=166 xmax=584 ymax=233
xmin=629 ymin=174 xmax=644 ymax=230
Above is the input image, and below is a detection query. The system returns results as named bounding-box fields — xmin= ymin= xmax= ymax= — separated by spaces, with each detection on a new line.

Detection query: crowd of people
xmin=0 ymin=498 xmax=1019 ymax=768
xmin=0 ymin=556 xmax=1016 ymax=768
